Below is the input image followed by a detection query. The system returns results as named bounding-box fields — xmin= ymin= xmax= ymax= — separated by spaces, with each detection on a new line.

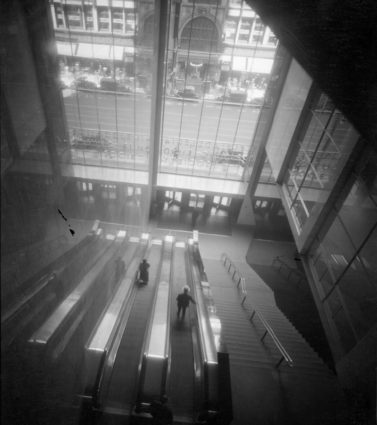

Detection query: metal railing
xmin=272 ymin=256 xmax=306 ymax=286
xmin=220 ymin=253 xmax=247 ymax=305
xmin=220 ymin=253 xmax=293 ymax=368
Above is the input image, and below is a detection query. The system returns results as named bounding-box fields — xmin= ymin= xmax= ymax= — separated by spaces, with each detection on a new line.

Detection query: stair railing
xmin=272 ymin=255 xmax=306 ymax=286
xmin=221 ymin=252 xmax=293 ymax=368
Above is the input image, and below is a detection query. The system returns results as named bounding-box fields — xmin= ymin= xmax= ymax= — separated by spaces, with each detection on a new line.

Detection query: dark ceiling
xmin=246 ymin=0 xmax=377 ymax=146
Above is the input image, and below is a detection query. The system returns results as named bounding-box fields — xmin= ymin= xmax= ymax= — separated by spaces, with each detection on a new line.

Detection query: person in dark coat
xmin=50 ymin=272 xmax=64 ymax=300
xmin=149 ymin=395 xmax=173 ymax=425
xmin=138 ymin=259 xmax=150 ymax=284
xmin=191 ymin=208 xmax=200 ymax=229
xmin=176 ymin=287 xmax=196 ymax=320
xmin=115 ymin=256 xmax=125 ymax=281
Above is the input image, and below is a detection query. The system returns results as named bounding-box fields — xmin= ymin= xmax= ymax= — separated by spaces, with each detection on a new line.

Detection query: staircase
xmin=203 ymin=258 xmax=349 ymax=425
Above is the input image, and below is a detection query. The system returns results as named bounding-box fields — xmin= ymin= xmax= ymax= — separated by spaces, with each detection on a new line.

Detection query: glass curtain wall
xmin=309 ymin=148 xmax=377 ymax=353
xmin=159 ymin=0 xmax=277 ymax=180
xmin=283 ymin=93 xmax=360 ymax=232
xmin=52 ymin=0 xmax=154 ymax=171
xmin=50 ymin=0 xmax=277 ymax=180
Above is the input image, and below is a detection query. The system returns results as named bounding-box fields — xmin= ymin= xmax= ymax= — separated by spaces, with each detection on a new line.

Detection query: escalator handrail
xmin=27 ymin=235 xmax=117 ymax=350
xmin=186 ymin=242 xmax=212 ymax=411
xmin=135 ymin=239 xmax=171 ymax=407
xmin=190 ymin=244 xmax=217 ymax=365
xmin=2 ymin=233 xmax=96 ymax=323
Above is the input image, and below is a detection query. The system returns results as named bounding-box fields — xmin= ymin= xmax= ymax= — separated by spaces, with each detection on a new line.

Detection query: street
xmin=63 ymin=90 xmax=261 ymax=146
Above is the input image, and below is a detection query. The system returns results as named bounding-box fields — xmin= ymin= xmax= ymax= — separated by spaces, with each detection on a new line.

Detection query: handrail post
xmin=261 ymin=330 xmax=268 ymax=342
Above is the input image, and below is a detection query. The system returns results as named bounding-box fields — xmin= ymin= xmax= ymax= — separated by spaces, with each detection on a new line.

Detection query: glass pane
xmin=338 ymin=161 xmax=377 ymax=249
xmin=322 ymin=215 xmax=356 ymax=279
xmin=55 ymin=0 xmax=151 ymax=173
xmin=327 ymin=290 xmax=356 ymax=352
xmin=283 ymin=92 xmax=360 ymax=230
xmin=160 ymin=0 xmax=277 ymax=181
xmin=338 ymin=256 xmax=377 ymax=338
xmin=358 ymin=226 xmax=377 ymax=287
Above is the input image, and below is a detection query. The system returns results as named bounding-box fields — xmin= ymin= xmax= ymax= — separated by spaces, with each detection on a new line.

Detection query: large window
xmin=98 ymin=7 xmax=110 ymax=32
xmin=66 ymin=5 xmax=83 ymax=29
xmin=54 ymin=4 xmax=65 ymax=28
xmin=310 ymin=149 xmax=377 ymax=353
xmin=238 ymin=17 xmax=253 ymax=43
xmin=53 ymin=0 xmax=277 ymax=182
xmin=284 ymin=94 xmax=359 ymax=231
xmin=84 ymin=6 xmax=94 ymax=30
xmin=112 ymin=8 xmax=124 ymax=33
xmin=224 ymin=18 xmax=238 ymax=43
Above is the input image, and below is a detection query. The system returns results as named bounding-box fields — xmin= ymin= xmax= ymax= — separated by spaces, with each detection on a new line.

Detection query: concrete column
xmin=20 ymin=0 xmax=67 ymax=205
xmin=262 ymin=26 xmax=270 ymax=45
xmin=50 ymin=3 xmax=57 ymax=29
xmin=108 ymin=7 xmax=112 ymax=33
xmin=92 ymin=5 xmax=98 ymax=32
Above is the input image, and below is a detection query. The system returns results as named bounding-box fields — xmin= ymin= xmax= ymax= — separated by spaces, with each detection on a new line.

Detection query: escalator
xmin=168 ymin=240 xmax=196 ymax=423
xmin=99 ymin=238 xmax=164 ymax=417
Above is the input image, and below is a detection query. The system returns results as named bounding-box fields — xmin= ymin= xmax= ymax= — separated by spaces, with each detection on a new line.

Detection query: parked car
xmin=217 ymin=90 xmax=247 ymax=104
xmin=75 ymin=78 xmax=98 ymax=90
xmin=215 ymin=149 xmax=247 ymax=167
xmin=100 ymin=78 xmax=132 ymax=93
xmin=71 ymin=134 xmax=107 ymax=151
xmin=174 ymin=86 xmax=199 ymax=100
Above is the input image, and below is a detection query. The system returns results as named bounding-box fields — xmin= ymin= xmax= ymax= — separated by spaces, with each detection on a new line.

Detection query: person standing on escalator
xmin=176 ymin=287 xmax=196 ymax=320
xmin=149 ymin=395 xmax=173 ymax=425
xmin=138 ymin=258 xmax=150 ymax=284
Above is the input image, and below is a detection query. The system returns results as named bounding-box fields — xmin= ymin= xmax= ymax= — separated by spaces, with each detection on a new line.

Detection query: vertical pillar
xmin=92 ymin=5 xmax=98 ymax=32
xmin=50 ymin=3 xmax=57 ymax=29
xmin=108 ymin=7 xmax=112 ymax=33
xmin=262 ymin=26 xmax=270 ymax=45
xmin=144 ymin=0 xmax=169 ymax=228
xmin=20 ymin=0 xmax=67 ymax=205
xmin=81 ymin=2 xmax=86 ymax=31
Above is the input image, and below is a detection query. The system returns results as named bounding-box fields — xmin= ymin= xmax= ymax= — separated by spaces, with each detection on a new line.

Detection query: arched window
xmin=180 ymin=17 xmax=219 ymax=51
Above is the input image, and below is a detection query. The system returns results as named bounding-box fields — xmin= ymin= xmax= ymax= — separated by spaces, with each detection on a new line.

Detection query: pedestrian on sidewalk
xmin=176 ymin=286 xmax=196 ymax=320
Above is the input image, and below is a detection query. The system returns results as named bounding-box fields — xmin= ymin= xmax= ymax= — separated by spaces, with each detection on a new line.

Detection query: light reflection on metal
xmin=164 ymin=235 xmax=174 ymax=243
xmin=193 ymin=230 xmax=199 ymax=242
xmin=141 ymin=232 xmax=149 ymax=240
xmin=151 ymin=239 xmax=163 ymax=245
xmin=117 ymin=230 xmax=126 ymax=239
xmin=146 ymin=354 xmax=165 ymax=360
xmin=188 ymin=238 xmax=194 ymax=245
xmin=146 ymin=281 xmax=169 ymax=357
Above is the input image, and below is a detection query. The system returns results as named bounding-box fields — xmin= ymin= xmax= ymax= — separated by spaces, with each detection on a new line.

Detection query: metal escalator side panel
xmin=188 ymin=243 xmax=220 ymax=411
xmin=27 ymin=236 xmax=116 ymax=354
xmin=93 ymin=240 xmax=150 ymax=406
xmin=185 ymin=242 xmax=205 ymax=416
xmin=136 ymin=238 xmax=173 ymax=405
